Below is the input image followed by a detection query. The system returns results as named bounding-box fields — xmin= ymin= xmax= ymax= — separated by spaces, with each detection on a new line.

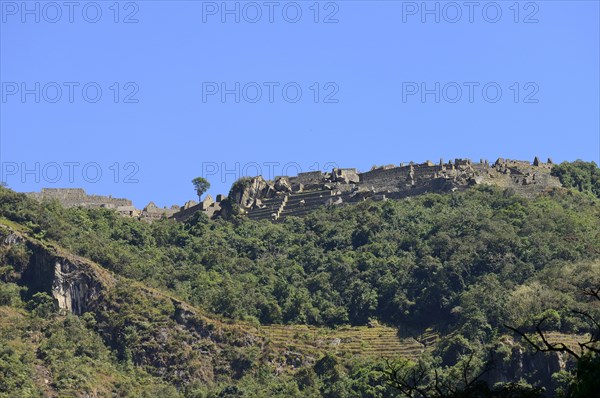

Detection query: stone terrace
xmin=239 ymin=157 xmax=561 ymax=222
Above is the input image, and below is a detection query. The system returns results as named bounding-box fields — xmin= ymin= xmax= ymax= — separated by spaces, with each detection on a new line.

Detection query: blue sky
xmin=1 ymin=1 xmax=599 ymax=208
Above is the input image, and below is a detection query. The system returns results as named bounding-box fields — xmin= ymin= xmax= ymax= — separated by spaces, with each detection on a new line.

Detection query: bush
xmin=0 ymin=283 xmax=23 ymax=307
xmin=552 ymin=161 xmax=600 ymax=198
xmin=26 ymin=292 xmax=55 ymax=319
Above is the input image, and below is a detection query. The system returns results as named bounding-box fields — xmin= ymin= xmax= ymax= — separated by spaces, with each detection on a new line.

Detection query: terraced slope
xmin=260 ymin=324 xmax=439 ymax=360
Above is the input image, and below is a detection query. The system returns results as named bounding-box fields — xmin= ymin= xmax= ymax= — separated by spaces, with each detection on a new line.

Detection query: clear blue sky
xmin=1 ymin=1 xmax=599 ymax=208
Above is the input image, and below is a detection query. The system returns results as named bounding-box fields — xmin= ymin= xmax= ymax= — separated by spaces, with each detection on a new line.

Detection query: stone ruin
xmin=24 ymin=188 xmax=220 ymax=222
xmin=140 ymin=201 xmax=181 ymax=221
xmin=170 ymin=194 xmax=225 ymax=222
xmin=25 ymin=188 xmax=134 ymax=211
xmin=226 ymin=157 xmax=561 ymax=222
xmin=25 ymin=157 xmax=562 ymax=223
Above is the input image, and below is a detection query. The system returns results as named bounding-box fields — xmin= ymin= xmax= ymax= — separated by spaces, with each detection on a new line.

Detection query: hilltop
xmin=26 ymin=157 xmax=564 ymax=223
xmin=226 ymin=157 xmax=561 ymax=222
xmin=2 ymin=160 xmax=599 ymax=397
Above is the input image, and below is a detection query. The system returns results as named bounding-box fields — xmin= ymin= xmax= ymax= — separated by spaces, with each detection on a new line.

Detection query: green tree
xmin=551 ymin=160 xmax=600 ymax=198
xmin=26 ymin=292 xmax=56 ymax=319
xmin=191 ymin=177 xmax=211 ymax=200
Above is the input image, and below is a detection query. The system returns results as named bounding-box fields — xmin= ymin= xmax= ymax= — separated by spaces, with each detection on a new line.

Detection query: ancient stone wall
xmin=291 ymin=171 xmax=324 ymax=185
xmin=171 ymin=203 xmax=203 ymax=222
xmin=239 ymin=157 xmax=562 ymax=221
xmin=24 ymin=157 xmax=561 ymax=223
xmin=25 ymin=188 xmax=132 ymax=208
xmin=360 ymin=165 xmax=411 ymax=184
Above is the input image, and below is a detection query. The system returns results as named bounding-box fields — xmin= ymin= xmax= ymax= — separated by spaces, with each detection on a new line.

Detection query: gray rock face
xmin=484 ymin=339 xmax=572 ymax=392
xmin=230 ymin=176 xmax=274 ymax=210
xmin=325 ymin=197 xmax=343 ymax=206
xmin=291 ymin=183 xmax=304 ymax=193
xmin=0 ymin=224 xmax=284 ymax=385
xmin=274 ymin=177 xmax=292 ymax=193
xmin=52 ymin=260 xmax=102 ymax=315
xmin=3 ymin=232 xmax=23 ymax=246
xmin=1 ymin=227 xmax=112 ymax=316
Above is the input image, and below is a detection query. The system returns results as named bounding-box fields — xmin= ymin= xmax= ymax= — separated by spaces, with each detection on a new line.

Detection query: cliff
xmin=0 ymin=223 xmax=280 ymax=386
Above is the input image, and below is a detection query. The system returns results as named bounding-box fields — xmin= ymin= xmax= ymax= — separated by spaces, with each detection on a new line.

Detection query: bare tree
xmin=384 ymin=354 xmax=497 ymax=398
xmin=505 ymin=286 xmax=600 ymax=360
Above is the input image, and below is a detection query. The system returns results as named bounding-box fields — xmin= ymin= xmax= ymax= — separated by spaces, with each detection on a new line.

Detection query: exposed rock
xmin=3 ymin=232 xmax=23 ymax=246
xmin=0 ymin=224 xmax=275 ymax=385
xmin=484 ymin=338 xmax=573 ymax=392
xmin=274 ymin=176 xmax=292 ymax=193
xmin=52 ymin=259 xmax=104 ymax=315
xmin=0 ymin=227 xmax=114 ymax=316
xmin=229 ymin=176 xmax=273 ymax=210
xmin=325 ymin=197 xmax=343 ymax=206
xmin=472 ymin=175 xmax=485 ymax=184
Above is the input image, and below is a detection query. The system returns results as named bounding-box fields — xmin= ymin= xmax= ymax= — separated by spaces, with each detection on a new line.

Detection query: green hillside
xmin=1 ymin=161 xmax=599 ymax=397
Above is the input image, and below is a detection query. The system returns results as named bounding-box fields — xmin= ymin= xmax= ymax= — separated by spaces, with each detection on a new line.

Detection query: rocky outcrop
xmin=1 ymin=227 xmax=113 ymax=315
xmin=51 ymin=258 xmax=105 ymax=315
xmin=484 ymin=338 xmax=575 ymax=393
xmin=0 ymin=224 xmax=287 ymax=386
xmin=229 ymin=176 xmax=275 ymax=211
xmin=274 ymin=176 xmax=292 ymax=193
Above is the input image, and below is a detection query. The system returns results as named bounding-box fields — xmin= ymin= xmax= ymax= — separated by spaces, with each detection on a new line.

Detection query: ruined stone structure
xmin=170 ymin=194 xmax=225 ymax=222
xmin=25 ymin=188 xmax=132 ymax=209
xmin=230 ymin=157 xmax=561 ymax=222
xmin=25 ymin=157 xmax=562 ymax=223
xmin=140 ymin=201 xmax=180 ymax=221
xmin=25 ymin=188 xmax=184 ymax=222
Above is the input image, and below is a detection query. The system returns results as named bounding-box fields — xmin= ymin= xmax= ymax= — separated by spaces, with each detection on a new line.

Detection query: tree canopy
xmin=1 ymin=161 xmax=599 ymax=396
xmin=191 ymin=176 xmax=210 ymax=200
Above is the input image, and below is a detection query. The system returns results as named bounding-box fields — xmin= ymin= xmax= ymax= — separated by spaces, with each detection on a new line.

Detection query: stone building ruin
xmin=25 ymin=157 xmax=561 ymax=223
xmin=228 ymin=157 xmax=561 ymax=222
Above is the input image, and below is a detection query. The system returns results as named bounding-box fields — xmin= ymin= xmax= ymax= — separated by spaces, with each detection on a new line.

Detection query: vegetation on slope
xmin=0 ymin=291 xmax=180 ymax=397
xmin=0 ymin=160 xmax=599 ymax=396
xmin=2 ymin=181 xmax=598 ymax=332
xmin=552 ymin=160 xmax=600 ymax=198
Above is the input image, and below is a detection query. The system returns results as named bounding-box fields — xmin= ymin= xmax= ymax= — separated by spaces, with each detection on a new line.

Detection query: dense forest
xmin=1 ymin=161 xmax=599 ymax=397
